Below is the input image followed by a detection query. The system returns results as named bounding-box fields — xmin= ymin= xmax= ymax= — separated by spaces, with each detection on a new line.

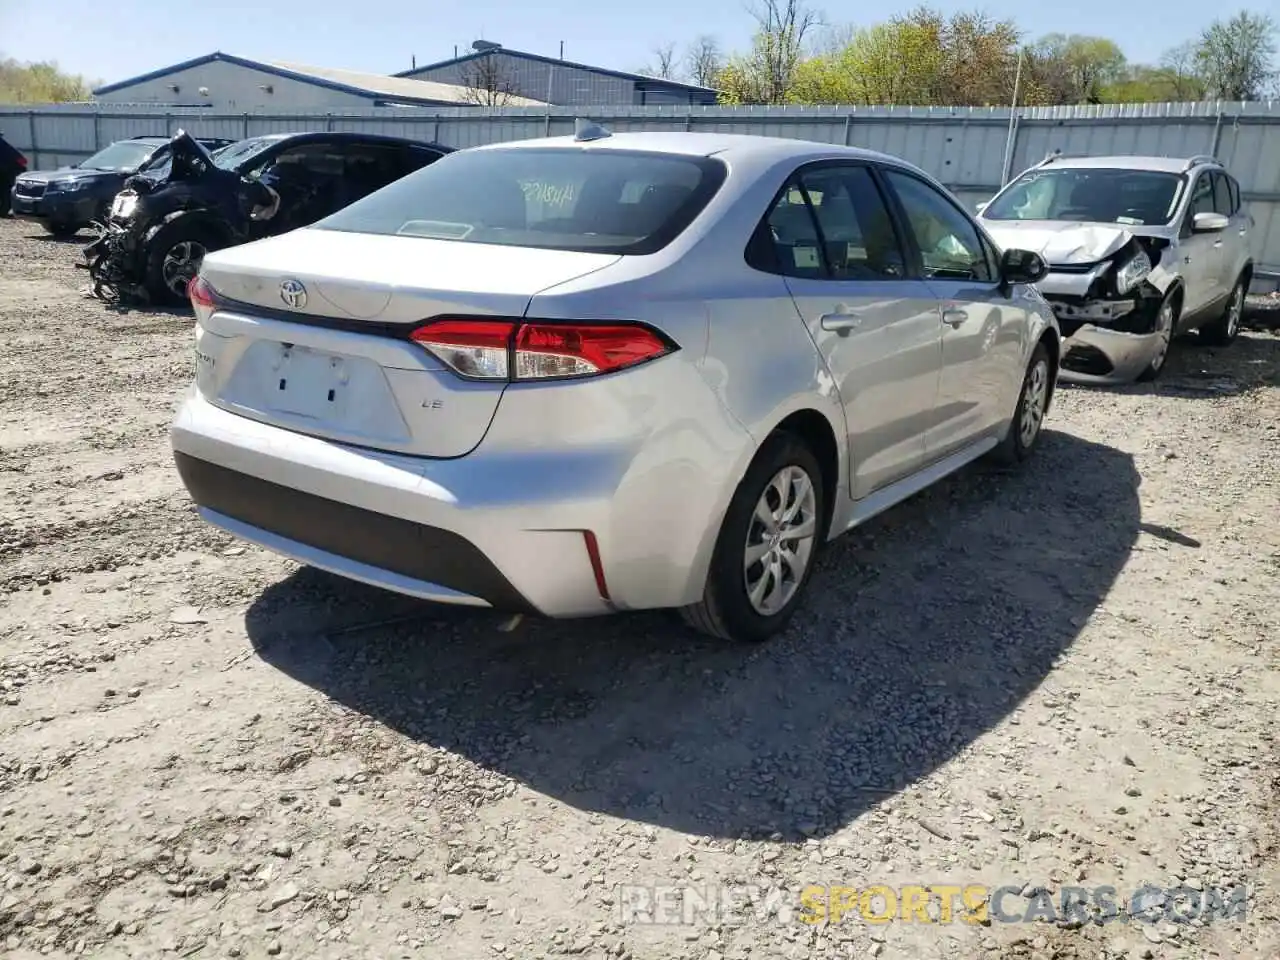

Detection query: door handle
xmin=941 ymin=306 xmax=967 ymax=328
xmin=820 ymin=312 xmax=862 ymax=334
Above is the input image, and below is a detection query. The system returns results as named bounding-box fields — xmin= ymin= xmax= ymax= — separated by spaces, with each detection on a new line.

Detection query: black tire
xmin=1136 ymin=290 xmax=1181 ymax=382
xmin=680 ymin=431 xmax=827 ymax=643
xmin=43 ymin=221 xmax=79 ymax=238
xmin=1197 ymin=274 xmax=1246 ymax=347
xmin=145 ymin=221 xmax=218 ymax=307
xmin=991 ymin=340 xmax=1052 ymax=465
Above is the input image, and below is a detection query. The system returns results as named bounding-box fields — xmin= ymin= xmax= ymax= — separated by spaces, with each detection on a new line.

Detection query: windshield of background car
xmin=78 ymin=140 xmax=158 ymax=172
xmin=314 ymin=147 xmax=729 ymax=255
xmin=982 ymin=168 xmax=1185 ymax=226
xmin=212 ymin=137 xmax=279 ymax=171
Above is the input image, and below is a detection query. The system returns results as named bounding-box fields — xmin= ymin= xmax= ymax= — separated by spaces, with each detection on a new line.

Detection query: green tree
xmin=717 ymin=0 xmax=821 ymax=104
xmin=0 ymin=56 xmax=95 ymax=103
xmin=1027 ymin=34 xmax=1128 ymax=104
xmin=1194 ymin=11 xmax=1277 ymax=100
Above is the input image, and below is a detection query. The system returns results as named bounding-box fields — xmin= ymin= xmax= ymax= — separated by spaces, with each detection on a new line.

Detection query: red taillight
xmin=187 ymin=275 xmax=215 ymax=309
xmin=410 ymin=318 xmax=674 ymax=381
xmin=16 ymin=155 xmax=26 ymax=168
xmin=187 ymin=275 xmax=217 ymax=324
xmin=410 ymin=319 xmax=518 ymax=379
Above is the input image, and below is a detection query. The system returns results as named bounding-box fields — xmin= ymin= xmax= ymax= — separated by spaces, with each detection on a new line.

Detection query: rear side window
xmin=316 ymin=147 xmax=727 ymax=255
xmin=747 ymin=163 xmax=907 ymax=280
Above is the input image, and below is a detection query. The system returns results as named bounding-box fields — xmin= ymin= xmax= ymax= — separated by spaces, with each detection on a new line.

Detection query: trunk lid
xmin=195 ymin=228 xmax=622 ymax=458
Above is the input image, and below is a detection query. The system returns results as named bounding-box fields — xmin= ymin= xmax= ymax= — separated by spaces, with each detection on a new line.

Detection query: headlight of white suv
xmin=111 ymin=193 xmax=139 ymax=219
xmin=1113 ymin=249 xmax=1153 ymax=295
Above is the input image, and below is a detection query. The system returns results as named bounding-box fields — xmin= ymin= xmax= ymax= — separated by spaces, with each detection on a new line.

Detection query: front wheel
xmin=1136 ymin=292 xmax=1180 ymax=382
xmin=991 ymin=340 xmax=1052 ymax=465
xmin=680 ymin=431 xmax=826 ymax=643
xmin=145 ymin=222 xmax=217 ymax=306
xmin=43 ymin=221 xmax=80 ymax=238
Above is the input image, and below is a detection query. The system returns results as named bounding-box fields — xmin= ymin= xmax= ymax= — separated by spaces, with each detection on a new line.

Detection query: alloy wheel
xmin=161 ymin=241 xmax=208 ymax=299
xmin=1019 ymin=358 xmax=1050 ymax=449
xmin=1226 ymin=284 xmax=1243 ymax=338
xmin=743 ymin=465 xmax=818 ymax=616
xmin=1148 ymin=300 xmax=1175 ymax=373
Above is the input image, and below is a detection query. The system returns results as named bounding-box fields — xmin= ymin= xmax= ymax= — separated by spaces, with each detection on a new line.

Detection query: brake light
xmin=410 ymin=319 xmax=675 ymax=381
xmin=16 ymin=155 xmax=26 ymax=168
xmin=187 ymin=275 xmax=216 ymax=323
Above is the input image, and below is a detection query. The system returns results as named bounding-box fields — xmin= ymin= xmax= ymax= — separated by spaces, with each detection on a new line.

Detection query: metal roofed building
xmin=91 ymin=52 xmax=550 ymax=110
xmin=395 ymin=42 xmax=721 ymax=107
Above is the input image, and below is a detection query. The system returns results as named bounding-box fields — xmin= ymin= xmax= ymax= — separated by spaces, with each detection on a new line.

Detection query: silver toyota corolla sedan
xmin=170 ymin=129 xmax=1060 ymax=643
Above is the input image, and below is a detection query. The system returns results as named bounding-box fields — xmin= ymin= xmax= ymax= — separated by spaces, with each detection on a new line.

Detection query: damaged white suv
xmin=978 ymin=154 xmax=1253 ymax=383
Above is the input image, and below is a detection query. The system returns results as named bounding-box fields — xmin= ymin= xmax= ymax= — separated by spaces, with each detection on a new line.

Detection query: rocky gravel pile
xmin=0 ymin=218 xmax=1277 ymax=959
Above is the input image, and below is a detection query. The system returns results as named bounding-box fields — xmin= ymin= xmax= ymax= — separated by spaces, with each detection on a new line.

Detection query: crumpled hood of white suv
xmin=982 ymin=220 xmax=1137 ymax=266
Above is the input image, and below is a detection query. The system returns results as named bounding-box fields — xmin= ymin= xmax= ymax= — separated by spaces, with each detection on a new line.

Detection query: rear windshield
xmin=314 ymin=147 xmax=728 ymax=255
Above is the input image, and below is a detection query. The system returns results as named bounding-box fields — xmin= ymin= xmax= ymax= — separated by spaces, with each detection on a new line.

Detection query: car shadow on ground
xmin=25 ymin=230 xmax=87 ymax=244
xmin=246 ymin=429 xmax=1142 ymax=841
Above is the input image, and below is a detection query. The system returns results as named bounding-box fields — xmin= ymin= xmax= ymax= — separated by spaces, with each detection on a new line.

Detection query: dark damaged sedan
xmin=9 ymin=135 xmax=234 ymax=236
xmin=84 ymin=130 xmax=451 ymax=304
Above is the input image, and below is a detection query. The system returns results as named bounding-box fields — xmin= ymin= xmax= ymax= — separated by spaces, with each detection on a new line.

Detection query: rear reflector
xmin=410 ymin=318 xmax=675 ymax=381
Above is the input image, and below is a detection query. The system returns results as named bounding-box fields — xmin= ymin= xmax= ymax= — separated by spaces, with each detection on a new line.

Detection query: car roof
xmin=1036 ymin=155 xmax=1219 ymax=174
xmin=469 ymin=131 xmax=917 ymax=168
xmin=232 ymin=131 xmax=448 ymax=148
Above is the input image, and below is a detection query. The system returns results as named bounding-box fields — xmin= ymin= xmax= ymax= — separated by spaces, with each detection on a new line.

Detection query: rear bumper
xmin=174 ymin=452 xmax=537 ymax=612
xmin=170 ymin=387 xmax=739 ymax=617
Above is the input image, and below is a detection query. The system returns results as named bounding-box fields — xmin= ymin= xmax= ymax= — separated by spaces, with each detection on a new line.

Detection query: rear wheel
xmin=145 ymin=222 xmax=216 ymax=306
xmin=1197 ymin=275 xmax=1246 ymax=347
xmin=680 ymin=431 xmax=826 ymax=643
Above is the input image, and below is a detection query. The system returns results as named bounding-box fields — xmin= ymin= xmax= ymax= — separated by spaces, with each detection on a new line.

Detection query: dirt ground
xmin=1 ymin=215 xmax=1278 ymax=960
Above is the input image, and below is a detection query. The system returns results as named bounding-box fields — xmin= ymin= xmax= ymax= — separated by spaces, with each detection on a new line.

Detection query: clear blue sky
xmin=0 ymin=0 xmax=1236 ymax=87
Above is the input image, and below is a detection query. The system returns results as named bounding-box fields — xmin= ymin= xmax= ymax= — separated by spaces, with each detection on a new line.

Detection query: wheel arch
xmin=677 ymin=400 xmax=847 ymax=610
xmin=772 ymin=408 xmax=841 ymax=546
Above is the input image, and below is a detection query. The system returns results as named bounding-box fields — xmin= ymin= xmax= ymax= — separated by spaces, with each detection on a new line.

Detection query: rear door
xmin=752 ymin=161 xmax=944 ymax=499
xmin=879 ymin=167 xmax=1022 ymax=460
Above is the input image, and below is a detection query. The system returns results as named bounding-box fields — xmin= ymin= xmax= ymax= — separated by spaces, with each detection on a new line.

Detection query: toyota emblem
xmin=279 ymin=278 xmax=307 ymax=309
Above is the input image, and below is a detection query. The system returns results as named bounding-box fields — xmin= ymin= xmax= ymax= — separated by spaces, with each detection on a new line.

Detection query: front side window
xmin=1188 ymin=173 xmax=1215 ymax=216
xmin=316 ymin=147 xmax=727 ymax=255
xmin=983 ymin=167 xmax=1185 ymax=227
xmin=1211 ymin=171 xmax=1234 ymax=217
xmin=882 ymin=169 xmax=994 ymax=283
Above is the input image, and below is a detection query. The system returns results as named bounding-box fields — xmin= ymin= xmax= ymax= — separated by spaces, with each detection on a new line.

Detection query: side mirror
xmin=1192 ymin=211 xmax=1229 ymax=233
xmin=974 ymin=201 xmax=989 ymax=214
xmin=1000 ymin=248 xmax=1048 ymax=286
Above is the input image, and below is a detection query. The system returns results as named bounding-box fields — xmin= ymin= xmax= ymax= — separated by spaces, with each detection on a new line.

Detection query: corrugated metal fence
xmin=3 ymin=100 xmax=1279 ymax=282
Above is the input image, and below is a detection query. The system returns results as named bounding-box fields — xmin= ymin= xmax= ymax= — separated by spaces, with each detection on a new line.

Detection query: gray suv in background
xmin=978 ymin=154 xmax=1253 ymax=383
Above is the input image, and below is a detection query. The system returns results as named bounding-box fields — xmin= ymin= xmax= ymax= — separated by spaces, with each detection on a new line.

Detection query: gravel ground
xmin=1 ymin=216 xmax=1278 ymax=960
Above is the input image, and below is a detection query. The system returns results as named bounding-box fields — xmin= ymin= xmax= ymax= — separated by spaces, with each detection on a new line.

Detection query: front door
xmin=880 ymin=168 xmax=1024 ymax=461
xmin=753 ymin=162 xmax=944 ymax=499
xmin=1177 ymin=170 xmax=1224 ymax=316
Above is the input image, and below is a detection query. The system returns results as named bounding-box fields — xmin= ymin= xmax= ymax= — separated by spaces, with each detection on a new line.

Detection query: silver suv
xmin=978 ymin=154 xmax=1253 ymax=383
